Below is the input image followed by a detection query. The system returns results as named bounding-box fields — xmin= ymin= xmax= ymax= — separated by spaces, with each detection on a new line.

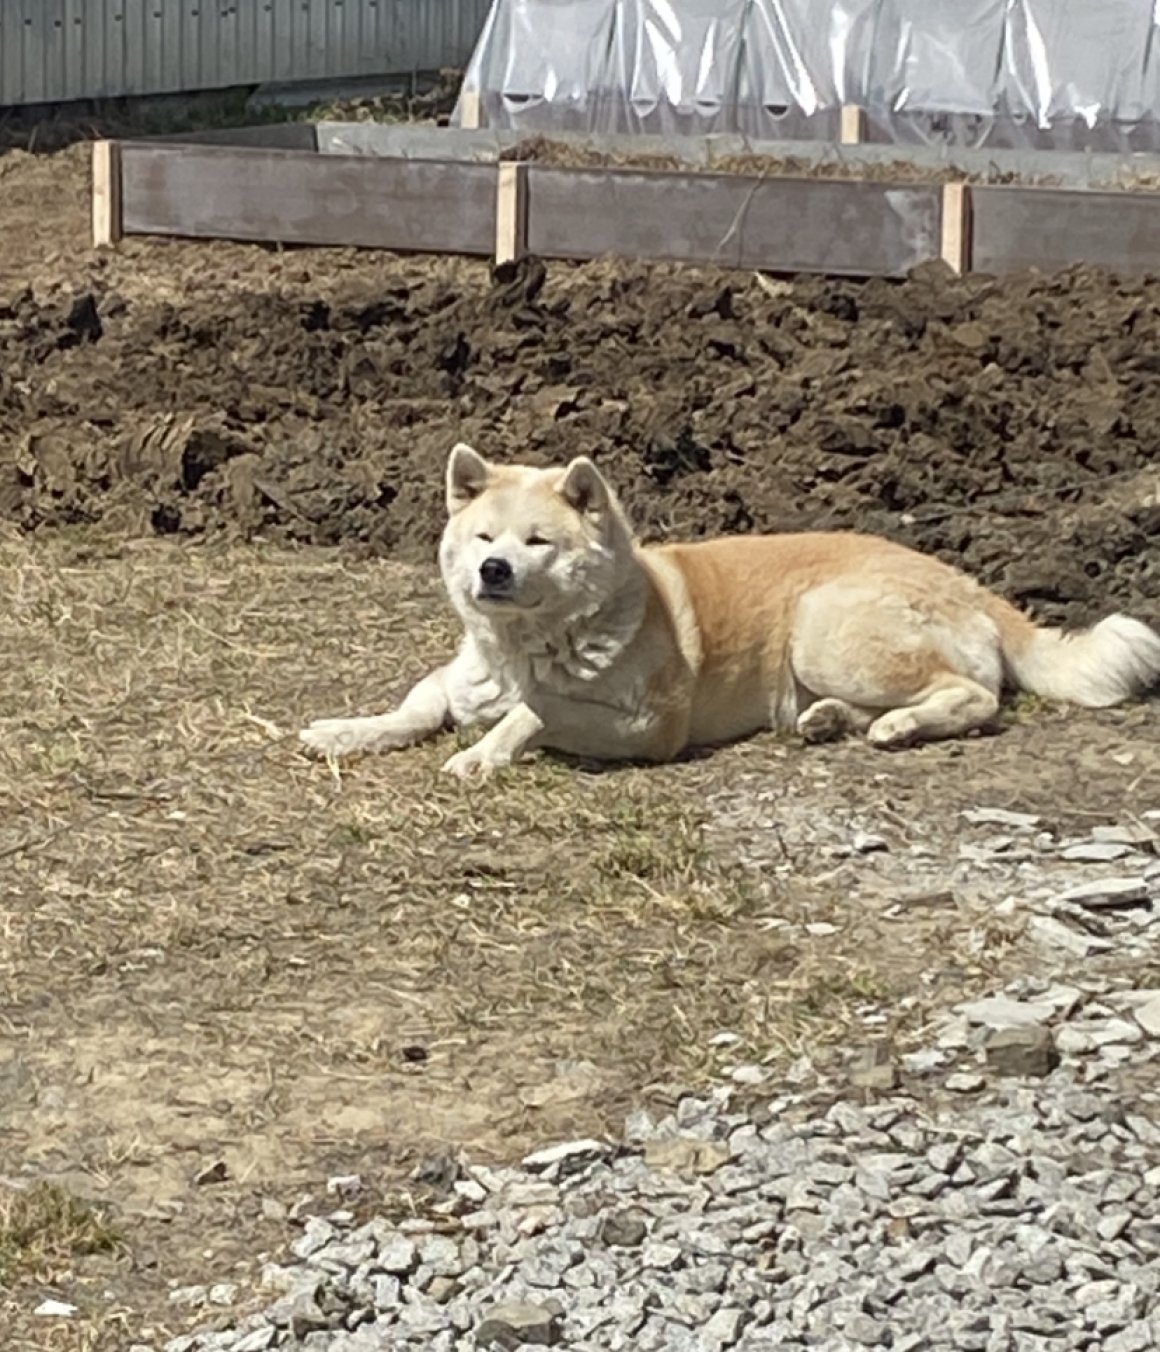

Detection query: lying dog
xmin=300 ymin=444 xmax=1160 ymax=777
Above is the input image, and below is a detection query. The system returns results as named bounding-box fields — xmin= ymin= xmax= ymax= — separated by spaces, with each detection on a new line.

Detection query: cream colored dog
xmin=299 ymin=444 xmax=1160 ymax=777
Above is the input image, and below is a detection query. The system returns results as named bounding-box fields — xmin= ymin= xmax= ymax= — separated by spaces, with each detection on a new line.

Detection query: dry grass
xmin=0 ymin=1184 xmax=119 ymax=1285
xmin=0 ymin=529 xmax=947 ymax=1109
xmin=2 ymin=527 xmax=1153 ymax=1348
xmin=0 ymin=1184 xmax=124 ymax=1352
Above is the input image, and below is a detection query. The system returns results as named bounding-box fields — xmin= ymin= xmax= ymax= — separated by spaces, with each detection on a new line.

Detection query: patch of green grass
xmin=792 ymin=969 xmax=896 ymax=1019
xmin=332 ymin=819 xmax=376 ymax=847
xmin=0 ymin=1183 xmax=120 ymax=1284
xmin=592 ymin=797 xmax=707 ymax=886
xmin=999 ymin=691 xmax=1055 ymax=725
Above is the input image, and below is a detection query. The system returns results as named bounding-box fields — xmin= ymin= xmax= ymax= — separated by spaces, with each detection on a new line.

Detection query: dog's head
xmin=438 ymin=443 xmax=634 ymax=624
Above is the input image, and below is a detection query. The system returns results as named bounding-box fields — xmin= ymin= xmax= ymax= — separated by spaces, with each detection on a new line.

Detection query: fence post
xmin=458 ymin=89 xmax=482 ymax=130
xmin=495 ymin=161 xmax=528 ymax=266
xmin=839 ymin=105 xmax=865 ymax=146
xmin=92 ymin=140 xmax=123 ymax=247
xmin=940 ymin=181 xmax=971 ymax=274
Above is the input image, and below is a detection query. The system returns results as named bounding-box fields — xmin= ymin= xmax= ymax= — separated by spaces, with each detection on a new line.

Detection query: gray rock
xmin=701 ymin=1306 xmax=751 ymax=1349
xmin=168 ymin=1287 xmax=208 ymax=1309
xmin=1097 ymin=1212 xmax=1133 ymax=1242
xmin=984 ymin=1025 xmax=1059 ymax=1078
xmin=640 ymin=1239 xmax=684 ymax=1270
xmin=1058 ymin=1019 xmax=1143 ymax=1053
xmin=326 ymin=1173 xmax=364 ymax=1197
xmin=1029 ymin=915 xmax=1114 ymax=956
xmin=599 ymin=1209 xmax=649 ymax=1247
xmin=1133 ymin=994 xmax=1160 ymax=1037
xmin=958 ymin=996 xmax=1056 ymax=1028
xmin=372 ymin=1274 xmax=401 ymax=1310
xmin=316 ymin=1237 xmax=375 ymax=1271
xmin=962 ymin=808 xmax=1041 ymax=830
xmin=1054 ymin=877 xmax=1150 ymax=908
xmin=292 ymin=1217 xmax=338 ymax=1259
xmin=230 ymin=1333 xmax=276 ymax=1352
xmin=852 ymin=831 xmax=888 ymax=854
xmin=1020 ymin=1249 xmax=1065 ymax=1284
xmin=1093 ymin=823 xmax=1159 ymax=844
xmin=476 ymin=1300 xmax=564 ymax=1348
xmin=279 ymin=1291 xmax=329 ymax=1338
xmin=420 ymin=1235 xmax=462 ymax=1276
xmin=522 ymin=1139 xmax=609 ymax=1176
xmin=849 ymin=1043 xmax=899 ymax=1092
xmin=729 ymin=1063 xmax=771 ymax=1085
xmin=845 ymin=1312 xmax=890 ymax=1345
xmin=1128 ymin=1220 xmax=1160 ymax=1254
xmin=1087 ymin=1298 xmax=1135 ymax=1334
xmin=926 ymin=1141 xmax=961 ymax=1174
xmin=896 ymin=1251 xmax=936 ymax=1281
xmin=1060 ymin=842 xmax=1138 ymax=862
xmin=378 ymin=1236 xmax=418 ymax=1275
xmin=1105 ymin=1324 xmax=1154 ymax=1352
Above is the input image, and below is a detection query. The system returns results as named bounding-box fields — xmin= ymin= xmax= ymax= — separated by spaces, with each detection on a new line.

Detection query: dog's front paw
xmin=441 ymin=744 xmax=507 ymax=780
xmin=299 ymin=717 xmax=375 ymax=759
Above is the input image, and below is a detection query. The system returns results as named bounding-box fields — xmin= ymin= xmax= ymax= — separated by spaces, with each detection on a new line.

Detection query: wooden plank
xmin=494 ymin=161 xmax=528 ymax=265
xmin=525 ymin=167 xmax=943 ymax=277
xmin=971 ymin=186 xmax=1160 ymax=275
xmin=119 ymin=143 xmax=497 ymax=254
xmin=91 ymin=140 xmax=123 ymax=248
xmin=940 ymin=182 xmax=971 ymax=273
xmin=839 ymin=105 xmax=865 ymax=146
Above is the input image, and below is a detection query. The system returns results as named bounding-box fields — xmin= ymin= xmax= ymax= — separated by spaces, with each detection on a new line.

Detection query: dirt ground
xmin=0 ymin=142 xmax=1158 ymax=1351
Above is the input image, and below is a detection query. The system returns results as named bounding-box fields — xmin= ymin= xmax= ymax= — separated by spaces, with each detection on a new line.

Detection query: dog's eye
xmin=476 ymin=533 xmax=494 ymax=543
xmin=526 ymin=534 xmax=551 ymax=547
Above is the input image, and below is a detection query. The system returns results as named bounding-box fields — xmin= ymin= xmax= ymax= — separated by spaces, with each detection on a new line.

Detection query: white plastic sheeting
xmin=455 ymin=0 xmax=1160 ymax=148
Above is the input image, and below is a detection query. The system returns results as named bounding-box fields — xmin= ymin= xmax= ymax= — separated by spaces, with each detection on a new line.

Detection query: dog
xmin=299 ymin=443 xmax=1160 ymax=778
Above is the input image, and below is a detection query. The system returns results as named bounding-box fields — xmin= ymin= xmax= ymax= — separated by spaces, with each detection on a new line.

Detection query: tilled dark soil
xmin=2 ymin=249 xmax=1158 ymax=627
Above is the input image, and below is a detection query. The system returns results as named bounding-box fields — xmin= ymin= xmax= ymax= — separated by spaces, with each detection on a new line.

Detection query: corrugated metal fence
xmin=0 ymin=0 xmax=493 ymax=107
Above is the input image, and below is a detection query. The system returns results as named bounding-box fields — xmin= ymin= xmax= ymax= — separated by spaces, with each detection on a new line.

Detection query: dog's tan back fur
xmin=300 ymin=447 xmax=1160 ymax=776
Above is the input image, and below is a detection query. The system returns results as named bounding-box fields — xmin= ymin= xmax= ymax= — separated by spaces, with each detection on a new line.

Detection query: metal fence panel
xmin=0 ymin=0 xmax=493 ymax=106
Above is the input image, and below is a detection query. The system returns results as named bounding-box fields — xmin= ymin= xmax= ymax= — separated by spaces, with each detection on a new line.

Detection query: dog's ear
xmin=559 ymin=457 xmax=611 ymax=518
xmin=446 ymin=443 xmax=490 ymax=513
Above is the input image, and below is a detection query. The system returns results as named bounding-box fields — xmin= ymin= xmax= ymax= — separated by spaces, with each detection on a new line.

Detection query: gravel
xmin=154 ymin=812 xmax=1160 ymax=1351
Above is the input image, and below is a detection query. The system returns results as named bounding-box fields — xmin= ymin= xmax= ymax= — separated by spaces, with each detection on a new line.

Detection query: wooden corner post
xmin=458 ymin=88 xmax=482 ymax=131
xmin=839 ymin=105 xmax=865 ymax=146
xmin=940 ymin=181 xmax=971 ymax=274
xmin=495 ymin=161 xmax=529 ymax=266
xmin=92 ymin=140 xmax=123 ymax=248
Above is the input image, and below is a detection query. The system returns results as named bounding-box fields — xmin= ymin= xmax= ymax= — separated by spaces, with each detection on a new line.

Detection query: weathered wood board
xmin=971 ymin=186 xmax=1160 ymax=275
xmin=119 ymin=143 xmax=497 ymax=254
xmin=524 ymin=166 xmax=944 ymax=276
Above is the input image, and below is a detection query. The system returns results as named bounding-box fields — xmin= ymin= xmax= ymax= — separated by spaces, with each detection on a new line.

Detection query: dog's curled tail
xmin=987 ymin=596 xmax=1160 ymax=708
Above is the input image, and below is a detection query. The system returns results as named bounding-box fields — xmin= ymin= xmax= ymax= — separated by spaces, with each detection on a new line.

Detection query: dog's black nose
xmin=479 ymin=557 xmax=514 ymax=589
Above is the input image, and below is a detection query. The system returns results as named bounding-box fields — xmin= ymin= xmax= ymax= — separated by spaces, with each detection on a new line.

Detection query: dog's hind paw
xmin=797 ymin=699 xmax=853 ymax=745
